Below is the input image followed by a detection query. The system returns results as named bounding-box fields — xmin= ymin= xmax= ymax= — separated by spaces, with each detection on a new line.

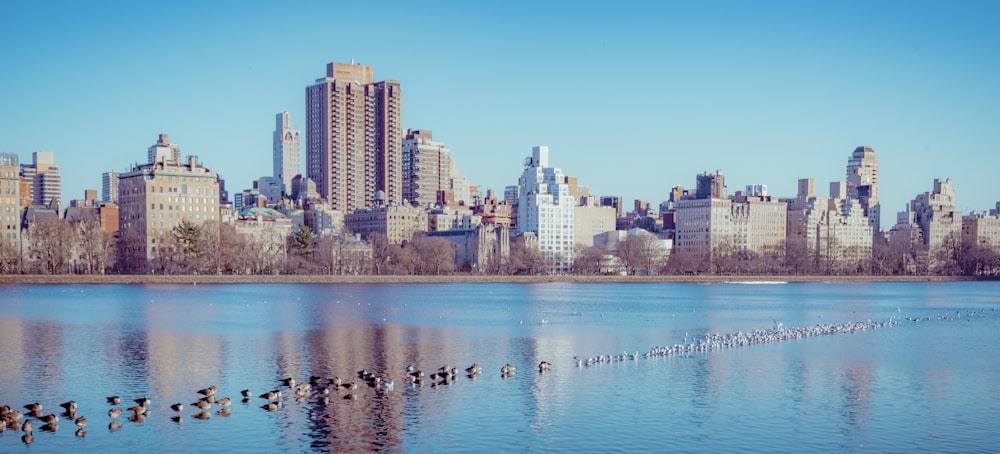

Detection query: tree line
xmin=2 ymin=217 xmax=998 ymax=277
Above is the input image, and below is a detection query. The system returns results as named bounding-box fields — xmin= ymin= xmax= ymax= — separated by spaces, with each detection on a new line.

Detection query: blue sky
xmin=2 ymin=1 xmax=998 ymax=227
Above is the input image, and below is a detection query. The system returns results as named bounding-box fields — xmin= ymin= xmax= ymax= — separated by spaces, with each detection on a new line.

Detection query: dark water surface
xmin=0 ymin=281 xmax=998 ymax=452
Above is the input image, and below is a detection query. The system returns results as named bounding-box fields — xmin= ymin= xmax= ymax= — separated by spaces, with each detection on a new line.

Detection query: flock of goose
xmin=0 ymin=361 xmax=543 ymax=447
xmin=0 ymin=309 xmax=989 ymax=447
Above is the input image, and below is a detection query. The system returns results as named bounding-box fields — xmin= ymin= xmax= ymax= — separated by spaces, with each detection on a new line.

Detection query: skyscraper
xmin=516 ymin=146 xmax=576 ymax=274
xmin=846 ymin=146 xmax=880 ymax=233
xmin=306 ymin=61 xmax=402 ymax=212
xmin=273 ymin=111 xmax=301 ymax=197
xmin=889 ymin=178 xmax=961 ymax=272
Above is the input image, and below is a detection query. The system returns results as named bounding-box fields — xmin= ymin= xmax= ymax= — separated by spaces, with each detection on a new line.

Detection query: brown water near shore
xmin=0 ymin=274 xmax=979 ymax=285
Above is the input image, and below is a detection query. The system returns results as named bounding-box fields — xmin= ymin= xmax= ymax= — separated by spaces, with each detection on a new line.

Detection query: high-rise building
xmin=889 ymin=178 xmax=961 ymax=271
xmin=117 ymin=135 xmax=221 ymax=271
xmin=516 ymin=146 xmax=576 ymax=274
xmin=273 ymin=111 xmax=301 ymax=198
xmin=0 ymin=153 xmax=20 ymax=249
xmin=20 ymin=151 xmax=61 ymax=207
xmin=786 ymin=178 xmax=873 ymax=270
xmin=148 ymin=133 xmax=181 ymax=164
xmin=846 ymin=146 xmax=880 ymax=233
xmin=102 ymin=171 xmax=120 ymax=204
xmin=402 ymin=129 xmax=451 ymax=208
xmin=306 ymin=61 xmax=402 ymax=211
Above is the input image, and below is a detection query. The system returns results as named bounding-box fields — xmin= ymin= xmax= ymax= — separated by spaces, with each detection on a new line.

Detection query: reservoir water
xmin=0 ymin=281 xmax=998 ymax=452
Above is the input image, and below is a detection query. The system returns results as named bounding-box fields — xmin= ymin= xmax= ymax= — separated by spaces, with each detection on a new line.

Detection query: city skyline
xmin=1 ymin=1 xmax=998 ymax=226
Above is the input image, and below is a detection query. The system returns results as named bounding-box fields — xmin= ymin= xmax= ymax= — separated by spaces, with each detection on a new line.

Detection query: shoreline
xmin=0 ymin=274 xmax=985 ymax=285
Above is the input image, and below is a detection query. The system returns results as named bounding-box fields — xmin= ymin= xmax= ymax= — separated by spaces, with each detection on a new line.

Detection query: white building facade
xmin=516 ymin=146 xmax=575 ymax=274
xmin=786 ymin=178 xmax=873 ymax=269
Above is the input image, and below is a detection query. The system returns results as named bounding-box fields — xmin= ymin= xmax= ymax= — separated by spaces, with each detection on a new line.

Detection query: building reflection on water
xmin=0 ymin=282 xmax=996 ymax=453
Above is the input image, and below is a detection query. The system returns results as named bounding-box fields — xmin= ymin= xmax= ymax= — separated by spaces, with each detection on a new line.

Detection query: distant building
xmin=573 ymin=198 xmax=616 ymax=248
xmin=695 ymin=170 xmax=726 ymax=200
xmin=320 ymin=233 xmax=372 ymax=275
xmin=786 ymin=178 xmax=873 ymax=269
xmin=0 ymin=153 xmax=21 ymax=250
xmin=147 ymin=133 xmax=181 ymax=164
xmin=599 ymin=196 xmax=623 ymax=217
xmin=889 ymin=178 xmax=961 ymax=271
xmin=344 ymin=205 xmax=427 ymax=244
xmin=402 ymin=129 xmax=451 ymax=208
xmin=846 ymin=146 xmax=880 ymax=234
xmin=727 ymin=193 xmax=788 ymax=255
xmin=234 ymin=205 xmax=293 ymax=273
xmin=675 ymin=170 xmax=786 ymax=259
xmin=117 ymin=135 xmax=221 ymax=270
xmin=257 ymin=177 xmax=283 ymax=206
xmin=299 ymin=199 xmax=344 ymax=236
xmin=102 ymin=171 xmax=120 ymax=204
xmin=472 ymin=189 xmax=512 ymax=229
xmin=427 ymin=206 xmax=481 ymax=232
xmin=99 ymin=203 xmax=119 ymax=234
xmin=503 ymin=185 xmax=520 ymax=231
xmin=515 ymin=146 xmax=575 ymax=274
xmin=449 ymin=169 xmax=473 ymax=207
xmin=20 ymin=151 xmax=61 ymax=208
xmin=306 ymin=61 xmax=402 ymax=210
xmin=565 ymin=176 xmax=589 ymax=202
xmin=273 ymin=111 xmax=301 ymax=197
xmin=69 ymin=189 xmax=98 ymax=208
xmin=963 ymin=208 xmax=1000 ymax=253
xmin=427 ymin=224 xmax=510 ymax=272
xmin=745 ymin=184 xmax=768 ymax=197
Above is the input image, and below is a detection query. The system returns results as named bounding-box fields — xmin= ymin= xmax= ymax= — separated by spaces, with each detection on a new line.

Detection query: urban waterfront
xmin=0 ymin=281 xmax=998 ymax=452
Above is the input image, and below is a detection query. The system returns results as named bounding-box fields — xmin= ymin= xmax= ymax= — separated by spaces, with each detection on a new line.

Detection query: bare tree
xmin=0 ymin=239 xmax=22 ymax=274
xmin=783 ymin=239 xmax=815 ymax=275
xmin=632 ymin=234 xmax=669 ymax=275
xmin=116 ymin=227 xmax=147 ymax=274
xmin=27 ymin=218 xmax=75 ymax=274
xmin=385 ymin=240 xmax=419 ymax=275
xmin=368 ymin=232 xmax=392 ymax=275
xmin=74 ymin=218 xmax=115 ymax=274
xmin=193 ymin=221 xmax=224 ymax=274
xmin=508 ymin=240 xmax=545 ymax=275
xmin=409 ymin=234 xmax=455 ymax=275
xmin=614 ymin=236 xmax=643 ymax=275
xmin=572 ymin=243 xmax=604 ymax=275
xmin=663 ymin=247 xmax=703 ymax=275
xmin=931 ymin=232 xmax=964 ymax=275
